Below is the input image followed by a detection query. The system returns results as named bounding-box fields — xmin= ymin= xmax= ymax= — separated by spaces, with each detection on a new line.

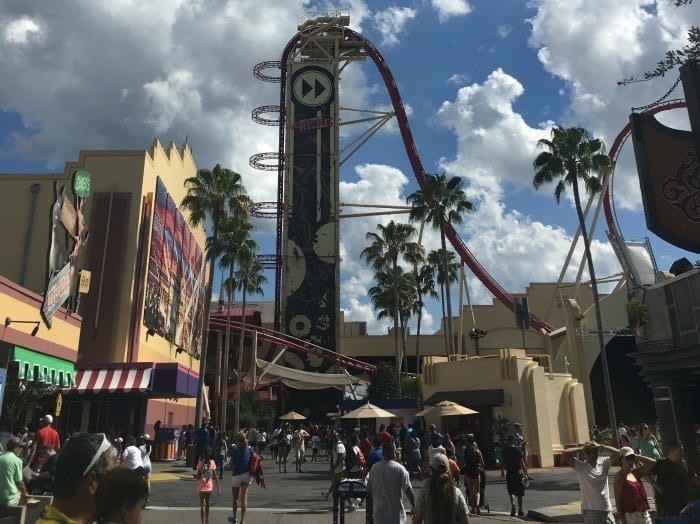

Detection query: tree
xmin=232 ymin=247 xmax=267 ymax=433
xmin=367 ymin=361 xmax=397 ymax=400
xmin=533 ymin=125 xmax=616 ymax=439
xmin=426 ymin=248 xmax=460 ymax=357
xmin=413 ymin=264 xmax=438 ymax=373
xmin=181 ymin=164 xmax=251 ymax=428
xmin=361 ymin=221 xmax=422 ymax=395
xmin=408 ymin=173 xmax=475 ymax=357
xmin=206 ymin=214 xmax=255 ymax=431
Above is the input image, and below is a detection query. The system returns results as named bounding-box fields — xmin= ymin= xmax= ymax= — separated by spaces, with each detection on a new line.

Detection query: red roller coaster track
xmin=208 ymin=318 xmax=376 ymax=373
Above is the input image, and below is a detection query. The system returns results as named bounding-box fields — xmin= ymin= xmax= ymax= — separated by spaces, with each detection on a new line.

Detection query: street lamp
xmin=4 ymin=317 xmax=39 ymax=337
xmin=468 ymin=328 xmax=487 ymax=356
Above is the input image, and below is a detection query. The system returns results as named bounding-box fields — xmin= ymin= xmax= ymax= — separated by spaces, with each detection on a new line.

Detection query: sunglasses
xmin=625 ymin=455 xmax=637 ymax=461
xmin=82 ymin=433 xmax=111 ymax=476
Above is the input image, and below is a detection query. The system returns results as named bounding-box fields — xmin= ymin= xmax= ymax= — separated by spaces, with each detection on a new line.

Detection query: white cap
xmin=42 ymin=414 xmax=53 ymax=424
xmin=430 ymin=452 xmax=449 ymax=472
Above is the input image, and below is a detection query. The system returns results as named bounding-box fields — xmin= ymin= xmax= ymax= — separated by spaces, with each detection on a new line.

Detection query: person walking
xmin=635 ymin=439 xmax=700 ymax=517
xmin=613 ymin=447 xmax=654 ymax=524
xmin=462 ymin=436 xmax=485 ymax=515
xmin=196 ymin=447 xmax=221 ymax=524
xmin=216 ymin=433 xmax=229 ymax=480
xmin=562 ymin=440 xmax=620 ymax=524
xmin=412 ymin=452 xmax=469 ymax=523
xmin=194 ymin=420 xmax=212 ymax=470
xmin=228 ymin=431 xmax=255 ymax=524
xmin=323 ymin=430 xmax=346 ymax=502
xmin=138 ymin=435 xmax=152 ymax=502
xmin=291 ymin=426 xmax=308 ymax=473
xmin=367 ymin=442 xmax=415 ymax=524
xmin=0 ymin=437 xmax=29 ymax=506
xmin=120 ymin=436 xmax=144 ymax=477
xmin=277 ymin=425 xmax=292 ymax=473
xmin=500 ymin=434 xmax=529 ymax=517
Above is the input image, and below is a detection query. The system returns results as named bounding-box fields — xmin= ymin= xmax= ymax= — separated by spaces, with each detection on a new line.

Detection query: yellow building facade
xmin=0 ymin=140 xmax=207 ymax=437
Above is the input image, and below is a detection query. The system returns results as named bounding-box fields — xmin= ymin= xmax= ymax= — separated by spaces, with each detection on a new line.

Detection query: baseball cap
xmin=142 ymin=434 xmax=151 ymax=440
xmin=656 ymin=501 xmax=700 ymax=524
xmin=41 ymin=414 xmax=53 ymax=424
xmin=430 ymin=452 xmax=449 ymax=472
xmin=6 ymin=437 xmax=27 ymax=450
xmin=619 ymin=447 xmax=635 ymax=459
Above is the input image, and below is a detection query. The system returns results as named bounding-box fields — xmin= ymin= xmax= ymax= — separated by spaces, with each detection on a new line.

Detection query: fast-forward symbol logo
xmin=293 ymin=68 xmax=333 ymax=107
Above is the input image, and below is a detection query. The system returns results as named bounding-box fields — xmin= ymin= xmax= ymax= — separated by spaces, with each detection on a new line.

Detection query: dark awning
xmin=424 ymin=389 xmax=504 ymax=407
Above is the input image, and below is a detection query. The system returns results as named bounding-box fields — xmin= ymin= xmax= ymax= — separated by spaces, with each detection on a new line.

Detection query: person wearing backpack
xmin=461 ymin=435 xmax=485 ymax=515
xmin=196 ymin=446 xmax=221 ymax=524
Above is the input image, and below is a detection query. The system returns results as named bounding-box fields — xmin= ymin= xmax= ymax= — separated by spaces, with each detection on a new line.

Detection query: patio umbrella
xmin=416 ymin=400 xmax=479 ymax=417
xmin=279 ymin=410 xmax=307 ymax=420
xmin=341 ymin=401 xmax=397 ymax=419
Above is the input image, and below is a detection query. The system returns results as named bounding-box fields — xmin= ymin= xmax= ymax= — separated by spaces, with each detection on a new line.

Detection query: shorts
xmin=230 ymin=472 xmax=252 ymax=488
xmin=506 ymin=470 xmax=525 ymax=496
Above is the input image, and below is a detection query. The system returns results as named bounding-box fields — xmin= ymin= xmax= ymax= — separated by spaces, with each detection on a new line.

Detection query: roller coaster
xmin=242 ymin=15 xmax=687 ymax=374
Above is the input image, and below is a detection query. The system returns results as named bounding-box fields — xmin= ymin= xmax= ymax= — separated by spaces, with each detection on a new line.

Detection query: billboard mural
xmin=144 ymin=177 xmax=206 ymax=353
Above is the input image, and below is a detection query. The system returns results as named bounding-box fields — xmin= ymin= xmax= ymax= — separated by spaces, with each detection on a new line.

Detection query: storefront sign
xmin=13 ymin=346 xmax=75 ymax=386
xmin=55 ymin=391 xmax=63 ymax=416
xmin=72 ymin=170 xmax=91 ymax=198
xmin=42 ymin=263 xmax=71 ymax=327
xmin=78 ymin=270 xmax=91 ymax=294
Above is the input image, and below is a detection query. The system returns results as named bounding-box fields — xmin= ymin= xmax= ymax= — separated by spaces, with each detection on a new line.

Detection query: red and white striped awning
xmin=72 ymin=367 xmax=153 ymax=394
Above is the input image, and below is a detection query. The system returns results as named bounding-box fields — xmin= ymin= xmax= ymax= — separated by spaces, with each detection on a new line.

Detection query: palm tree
xmin=361 ymin=221 xmax=421 ymax=395
xmin=181 ymin=164 xmax=251 ymax=428
xmin=407 ymin=173 xmax=475 ymax=357
xmin=427 ymin=249 xmax=460 ymax=357
xmin=233 ymin=248 xmax=267 ymax=433
xmin=206 ymin=214 xmax=255 ymax=432
xmin=533 ymin=125 xmax=616 ymax=439
xmin=413 ymin=264 xmax=439 ymax=373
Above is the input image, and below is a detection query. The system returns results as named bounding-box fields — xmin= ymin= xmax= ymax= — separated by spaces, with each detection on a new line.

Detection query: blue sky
xmin=1 ymin=0 xmax=698 ymax=335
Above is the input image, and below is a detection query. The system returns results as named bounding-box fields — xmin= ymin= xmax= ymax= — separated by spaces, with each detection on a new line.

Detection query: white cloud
xmin=373 ymin=6 xmax=417 ymax=47
xmin=447 ymin=73 xmax=470 ymax=86
xmin=497 ymin=24 xmax=511 ymax=38
xmin=437 ymin=68 xmax=552 ymax=194
xmin=431 ymin=0 xmax=472 ymax=22
xmin=4 ymin=17 xmax=41 ymax=44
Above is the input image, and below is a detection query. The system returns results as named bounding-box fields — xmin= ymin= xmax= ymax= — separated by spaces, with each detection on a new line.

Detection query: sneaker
xmin=511 ymin=506 xmax=516 ymax=517
xmin=518 ymin=510 xmax=525 ymax=517
xmin=227 ymin=517 xmax=237 ymax=524
xmin=347 ymin=503 xmax=357 ymax=512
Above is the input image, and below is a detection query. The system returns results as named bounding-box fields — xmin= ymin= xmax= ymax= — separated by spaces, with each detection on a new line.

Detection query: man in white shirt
xmin=120 ymin=436 xmax=144 ymax=474
xmin=563 ymin=441 xmax=621 ymax=524
xmin=367 ymin=442 xmax=414 ymax=524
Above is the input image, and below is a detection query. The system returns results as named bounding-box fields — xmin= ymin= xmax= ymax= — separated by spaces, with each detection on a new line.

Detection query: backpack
xmin=345 ymin=445 xmax=365 ymax=470
xmin=200 ymin=460 xmax=213 ymax=481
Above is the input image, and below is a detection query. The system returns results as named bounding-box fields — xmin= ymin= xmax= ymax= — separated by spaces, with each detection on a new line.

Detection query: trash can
xmin=333 ymin=479 xmax=371 ymax=524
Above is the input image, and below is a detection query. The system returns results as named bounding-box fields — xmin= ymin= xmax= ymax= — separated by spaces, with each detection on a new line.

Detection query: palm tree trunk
xmin=234 ymin=287 xmax=248 ymax=432
xmin=441 ymin=228 xmax=455 ymax=357
xmin=221 ymin=266 xmax=234 ymax=432
xmin=414 ymin=291 xmax=423 ymax=374
xmin=194 ymin=227 xmax=217 ymax=428
xmin=572 ymin=179 xmax=618 ymax=445
xmin=392 ymin=263 xmax=402 ymax=397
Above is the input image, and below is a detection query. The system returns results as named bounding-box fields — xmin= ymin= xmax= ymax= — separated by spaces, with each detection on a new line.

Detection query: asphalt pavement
xmin=141 ymin=454 xmax=637 ymax=523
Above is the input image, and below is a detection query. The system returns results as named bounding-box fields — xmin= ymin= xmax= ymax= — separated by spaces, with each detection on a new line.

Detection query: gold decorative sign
xmin=630 ymin=114 xmax=700 ymax=253
xmin=78 ymin=270 xmax=91 ymax=294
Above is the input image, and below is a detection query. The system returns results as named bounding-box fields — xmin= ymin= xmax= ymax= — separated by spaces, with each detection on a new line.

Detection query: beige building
xmin=0 ymin=140 xmax=207 ymax=437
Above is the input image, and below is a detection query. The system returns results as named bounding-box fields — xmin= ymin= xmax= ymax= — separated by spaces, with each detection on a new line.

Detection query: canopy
xmin=341 ymin=401 xmax=397 ymax=419
xmin=416 ymin=400 xmax=479 ymax=417
xmin=279 ymin=410 xmax=306 ymax=420
xmin=255 ymin=358 xmax=368 ymax=391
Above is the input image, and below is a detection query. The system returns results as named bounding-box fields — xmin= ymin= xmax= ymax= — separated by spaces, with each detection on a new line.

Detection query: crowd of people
xmin=1 ymin=413 xmax=699 ymax=524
